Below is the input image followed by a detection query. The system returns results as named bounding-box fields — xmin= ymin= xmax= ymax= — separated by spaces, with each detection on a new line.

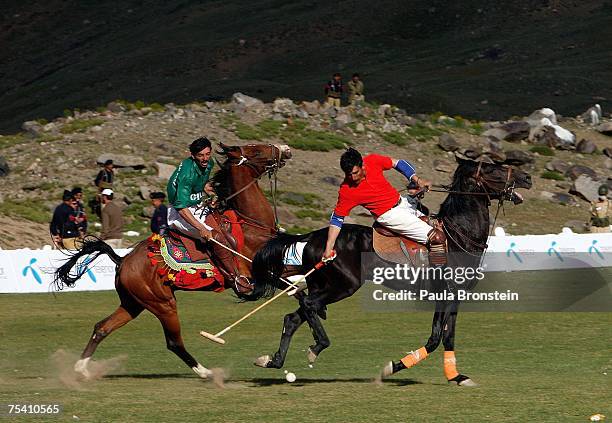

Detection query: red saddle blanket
xmin=146 ymin=210 xmax=245 ymax=291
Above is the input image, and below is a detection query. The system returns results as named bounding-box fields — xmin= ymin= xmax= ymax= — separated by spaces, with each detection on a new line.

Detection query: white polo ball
xmin=285 ymin=372 xmax=296 ymax=383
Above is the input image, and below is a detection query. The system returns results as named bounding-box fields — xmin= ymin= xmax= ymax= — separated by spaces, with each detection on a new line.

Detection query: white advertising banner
xmin=0 ymin=232 xmax=610 ymax=294
xmin=0 ymin=248 xmax=131 ymax=294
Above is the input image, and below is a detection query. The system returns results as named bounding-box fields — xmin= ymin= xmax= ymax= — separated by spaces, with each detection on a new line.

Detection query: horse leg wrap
xmin=444 ymin=351 xmax=459 ymax=380
xmin=427 ymin=228 xmax=447 ymax=267
xmin=400 ymin=346 xmax=428 ymax=368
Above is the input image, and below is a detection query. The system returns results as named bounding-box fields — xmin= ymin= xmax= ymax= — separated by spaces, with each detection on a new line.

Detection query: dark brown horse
xmin=54 ymin=143 xmax=291 ymax=379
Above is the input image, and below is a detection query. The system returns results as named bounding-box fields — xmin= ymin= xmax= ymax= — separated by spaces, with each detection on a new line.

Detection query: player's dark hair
xmin=340 ymin=148 xmax=363 ymax=174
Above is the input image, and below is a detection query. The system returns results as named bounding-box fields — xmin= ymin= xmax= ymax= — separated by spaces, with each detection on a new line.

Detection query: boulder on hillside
xmin=529 ymin=120 xmax=575 ymax=149
xmin=505 ymin=150 xmax=535 ymax=165
xmin=433 ymin=159 xmax=453 ymax=173
xmin=377 ymin=104 xmax=393 ymax=117
xmin=575 ymin=139 xmax=597 ymax=154
xmin=526 ymin=108 xmax=557 ymax=126
xmin=540 ymin=191 xmax=576 ymax=205
xmin=300 ymin=100 xmax=321 ymax=115
xmin=22 ymin=121 xmax=43 ymax=138
xmin=231 ymin=93 xmax=264 ymax=111
xmin=154 ymin=162 xmax=176 ymax=180
xmin=500 ymin=121 xmax=530 ymax=142
xmin=107 ymin=101 xmax=126 ymax=113
xmin=545 ymin=159 xmax=569 ymax=173
xmin=581 ymin=105 xmax=601 ymax=125
xmin=564 ymin=165 xmax=597 ymax=180
xmin=596 ymin=122 xmax=612 ymax=136
xmin=138 ymin=185 xmax=152 ymax=200
xmin=603 ymin=147 xmax=612 ymax=158
xmin=481 ymin=127 xmax=508 ymax=142
xmin=570 ymin=175 xmax=603 ymax=202
xmin=96 ymin=154 xmax=145 ymax=169
xmin=334 ymin=112 xmax=352 ymax=128
xmin=0 ymin=156 xmax=9 ymax=177
xmin=437 ymin=134 xmax=459 ymax=151
xmin=272 ymin=98 xmax=297 ymax=116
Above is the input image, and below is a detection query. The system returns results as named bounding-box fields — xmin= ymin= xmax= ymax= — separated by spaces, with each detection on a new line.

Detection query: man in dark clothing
xmin=93 ymin=159 xmax=114 ymax=217
xmin=95 ymin=160 xmax=114 ymax=191
xmin=71 ymin=187 xmax=88 ymax=236
xmin=150 ymin=191 xmax=168 ymax=235
xmin=50 ymin=190 xmax=81 ymax=249
xmin=325 ymin=73 xmax=343 ymax=107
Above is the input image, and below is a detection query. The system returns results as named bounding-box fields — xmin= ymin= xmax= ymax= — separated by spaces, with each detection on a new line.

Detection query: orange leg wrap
xmin=400 ymin=346 xmax=428 ymax=368
xmin=444 ymin=351 xmax=459 ymax=380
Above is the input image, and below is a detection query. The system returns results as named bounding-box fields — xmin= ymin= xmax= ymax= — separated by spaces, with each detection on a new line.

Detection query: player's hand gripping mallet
xmin=199 ymin=251 xmax=336 ymax=344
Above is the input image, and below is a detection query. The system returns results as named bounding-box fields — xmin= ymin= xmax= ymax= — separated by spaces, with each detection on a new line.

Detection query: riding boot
xmin=426 ymin=227 xmax=447 ymax=267
xmin=204 ymin=215 xmax=251 ymax=293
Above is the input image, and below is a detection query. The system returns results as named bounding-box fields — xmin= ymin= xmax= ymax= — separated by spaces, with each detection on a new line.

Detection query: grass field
xmin=0 ymin=290 xmax=610 ymax=422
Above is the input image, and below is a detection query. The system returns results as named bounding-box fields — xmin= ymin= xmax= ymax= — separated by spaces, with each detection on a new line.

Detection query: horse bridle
xmin=222 ymin=144 xmax=283 ymax=231
xmin=424 ymin=162 xmax=517 ymax=259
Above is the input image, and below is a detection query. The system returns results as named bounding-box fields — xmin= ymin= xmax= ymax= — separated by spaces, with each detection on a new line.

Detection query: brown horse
xmin=54 ymin=143 xmax=291 ymax=379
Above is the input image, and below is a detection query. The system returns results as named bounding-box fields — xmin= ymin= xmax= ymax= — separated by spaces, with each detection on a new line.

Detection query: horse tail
xmin=241 ymin=232 xmax=311 ymax=302
xmin=53 ymin=236 xmax=123 ymax=291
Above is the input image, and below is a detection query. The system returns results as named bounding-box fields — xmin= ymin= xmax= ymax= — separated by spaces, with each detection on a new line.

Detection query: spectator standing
xmin=93 ymin=159 xmax=114 ymax=217
xmin=347 ymin=73 xmax=365 ymax=106
xmin=71 ymin=187 xmax=88 ymax=236
xmin=150 ymin=191 xmax=168 ymax=235
xmin=325 ymin=73 xmax=343 ymax=107
xmin=590 ymin=185 xmax=610 ymax=233
xmin=100 ymin=188 xmax=124 ymax=248
xmin=50 ymin=190 xmax=81 ymax=249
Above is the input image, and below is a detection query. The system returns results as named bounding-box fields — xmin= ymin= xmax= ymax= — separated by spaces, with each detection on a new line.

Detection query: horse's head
xmin=454 ymin=156 xmax=532 ymax=204
xmin=218 ymin=143 xmax=292 ymax=176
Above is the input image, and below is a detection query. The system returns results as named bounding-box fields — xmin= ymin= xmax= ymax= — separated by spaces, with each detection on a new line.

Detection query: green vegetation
xmin=228 ymin=118 xmax=349 ymax=151
xmin=381 ymin=131 xmax=408 ymax=146
xmin=60 ymin=118 xmax=105 ymax=134
xmin=1 ymin=199 xmax=51 ymax=224
xmin=405 ymin=123 xmax=444 ymax=141
xmin=295 ymin=209 xmax=326 ymax=219
xmin=36 ymin=118 xmax=49 ymax=125
xmin=468 ymin=122 xmax=484 ymax=135
xmin=286 ymin=130 xmax=348 ymax=151
xmin=0 ymin=291 xmax=609 ymax=421
xmin=0 ymin=133 xmax=28 ymax=149
xmin=530 ymin=146 xmax=555 ymax=156
xmin=278 ymin=191 xmax=323 ymax=208
xmin=285 ymin=225 xmax=315 ymax=234
xmin=113 ymin=99 xmax=166 ymax=113
xmin=541 ymin=170 xmax=565 ymax=180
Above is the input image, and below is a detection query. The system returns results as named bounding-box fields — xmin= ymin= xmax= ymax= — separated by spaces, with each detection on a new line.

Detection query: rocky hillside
xmin=0 ymin=94 xmax=610 ymax=249
xmin=1 ymin=0 xmax=612 ymax=132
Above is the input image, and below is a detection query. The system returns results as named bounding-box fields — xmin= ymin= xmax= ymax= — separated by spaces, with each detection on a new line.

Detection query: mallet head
xmin=199 ymin=331 xmax=226 ymax=345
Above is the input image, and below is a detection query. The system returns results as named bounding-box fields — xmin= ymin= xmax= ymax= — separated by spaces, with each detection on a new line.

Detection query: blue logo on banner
xmin=588 ymin=240 xmax=604 ymax=259
xmin=76 ymin=256 xmax=97 ymax=283
xmin=506 ymin=242 xmax=522 ymax=263
xmin=547 ymin=241 xmax=563 ymax=262
xmin=22 ymin=258 xmax=42 ymax=284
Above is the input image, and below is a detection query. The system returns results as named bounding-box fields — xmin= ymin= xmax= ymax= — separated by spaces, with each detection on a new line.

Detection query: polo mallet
xmin=199 ymin=251 xmax=336 ymax=345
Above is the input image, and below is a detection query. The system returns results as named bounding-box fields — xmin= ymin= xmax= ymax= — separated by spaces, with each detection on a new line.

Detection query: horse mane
xmin=437 ymin=161 xmax=478 ymax=219
xmin=210 ymin=151 xmax=232 ymax=200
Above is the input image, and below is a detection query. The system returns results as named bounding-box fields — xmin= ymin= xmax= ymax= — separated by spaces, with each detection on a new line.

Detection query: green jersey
xmin=167 ymin=158 xmax=214 ymax=209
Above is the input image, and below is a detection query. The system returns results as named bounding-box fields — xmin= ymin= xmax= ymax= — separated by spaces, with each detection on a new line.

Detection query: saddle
xmin=146 ymin=210 xmax=245 ymax=291
xmin=372 ymin=216 xmax=443 ymax=266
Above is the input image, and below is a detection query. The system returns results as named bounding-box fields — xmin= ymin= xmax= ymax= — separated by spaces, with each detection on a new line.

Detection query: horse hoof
xmin=306 ymin=348 xmax=318 ymax=364
xmin=74 ymin=358 xmax=91 ymax=380
xmin=192 ymin=363 xmax=212 ymax=379
xmin=380 ymin=361 xmax=395 ymax=378
xmin=458 ymin=378 xmax=478 ymax=387
xmin=254 ymin=355 xmax=272 ymax=368
xmin=449 ymin=374 xmax=478 ymax=387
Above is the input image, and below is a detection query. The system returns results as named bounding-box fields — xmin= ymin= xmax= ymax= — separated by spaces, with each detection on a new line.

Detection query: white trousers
xmin=376 ymin=196 xmax=432 ymax=243
xmin=167 ymin=205 xmax=212 ymax=238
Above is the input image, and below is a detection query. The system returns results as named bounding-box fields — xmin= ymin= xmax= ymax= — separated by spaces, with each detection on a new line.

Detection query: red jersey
xmin=333 ymin=154 xmax=400 ymax=218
